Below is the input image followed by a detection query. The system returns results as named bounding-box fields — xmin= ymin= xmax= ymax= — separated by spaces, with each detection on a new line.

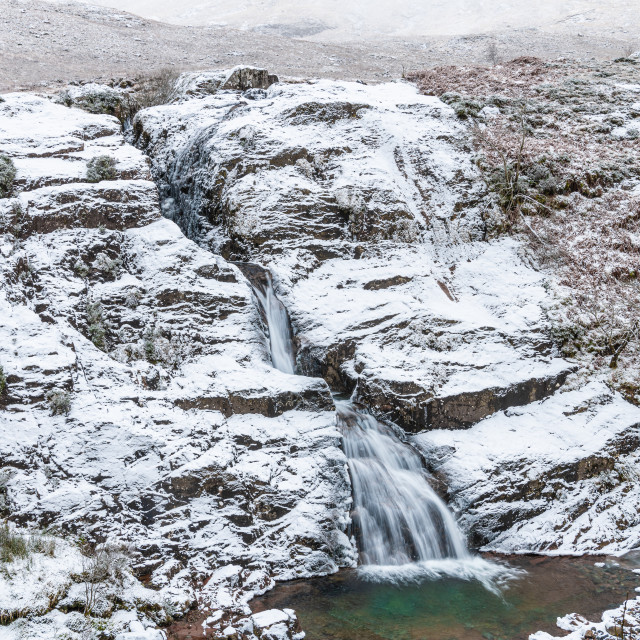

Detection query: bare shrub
xmin=472 ymin=105 xmax=550 ymax=238
xmin=47 ymin=389 xmax=71 ymax=416
xmin=79 ymin=543 xmax=129 ymax=617
xmin=119 ymin=68 xmax=180 ymax=124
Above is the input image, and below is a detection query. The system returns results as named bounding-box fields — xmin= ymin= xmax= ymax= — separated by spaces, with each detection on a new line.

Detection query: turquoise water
xmin=252 ymin=555 xmax=639 ymax=640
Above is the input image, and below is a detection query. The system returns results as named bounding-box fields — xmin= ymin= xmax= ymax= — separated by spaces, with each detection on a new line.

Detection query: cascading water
xmin=251 ymin=271 xmax=296 ymax=375
xmin=250 ymin=269 xmax=507 ymax=585
xmin=337 ymin=401 xmax=468 ymax=567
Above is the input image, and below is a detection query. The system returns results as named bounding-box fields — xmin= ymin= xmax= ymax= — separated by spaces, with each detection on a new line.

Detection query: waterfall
xmin=251 ymin=272 xmax=296 ymax=375
xmin=337 ymin=401 xmax=468 ymax=567
xmin=251 ymin=269 xmax=508 ymax=585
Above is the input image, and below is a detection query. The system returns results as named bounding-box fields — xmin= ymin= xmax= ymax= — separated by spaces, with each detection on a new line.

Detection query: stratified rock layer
xmin=135 ymin=69 xmax=639 ymax=557
xmin=135 ymin=73 xmax=571 ymax=433
xmin=0 ymin=92 xmax=354 ymax=624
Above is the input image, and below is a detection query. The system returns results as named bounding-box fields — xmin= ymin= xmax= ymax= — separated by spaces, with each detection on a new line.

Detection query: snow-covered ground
xmin=57 ymin=0 xmax=640 ymax=42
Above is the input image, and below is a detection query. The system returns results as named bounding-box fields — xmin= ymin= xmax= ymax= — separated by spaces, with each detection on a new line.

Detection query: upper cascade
xmin=251 ymin=271 xmax=297 ymax=375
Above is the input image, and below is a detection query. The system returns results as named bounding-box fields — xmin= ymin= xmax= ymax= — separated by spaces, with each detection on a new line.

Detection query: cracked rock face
xmin=414 ymin=381 xmax=640 ymax=553
xmin=135 ymin=73 xmax=572 ymax=433
xmin=2 ymin=68 xmax=640 ymax=640
xmin=0 ymin=92 xmax=354 ymax=623
xmin=134 ymin=69 xmax=640 ymax=557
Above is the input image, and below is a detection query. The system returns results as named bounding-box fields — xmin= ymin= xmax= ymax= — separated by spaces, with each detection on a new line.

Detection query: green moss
xmin=87 ymin=301 xmax=108 ymax=350
xmin=86 ymin=156 xmax=117 ymax=183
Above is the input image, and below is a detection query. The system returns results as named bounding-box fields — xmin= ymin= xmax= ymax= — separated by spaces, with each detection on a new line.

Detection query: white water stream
xmin=336 ymin=401 xmax=468 ymax=566
xmin=253 ymin=270 xmax=507 ymax=584
xmin=252 ymin=272 xmax=296 ymax=375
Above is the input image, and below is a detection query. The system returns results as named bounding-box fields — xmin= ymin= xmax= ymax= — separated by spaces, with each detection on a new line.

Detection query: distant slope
xmin=3 ymin=0 xmax=638 ymax=93
xmin=56 ymin=0 xmax=640 ymax=42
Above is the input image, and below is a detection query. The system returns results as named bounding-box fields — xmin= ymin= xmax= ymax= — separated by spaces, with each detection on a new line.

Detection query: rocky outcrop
xmin=135 ymin=73 xmax=572 ymax=434
xmin=414 ymin=381 xmax=640 ymax=552
xmin=221 ymin=67 xmax=279 ymax=92
xmin=131 ymin=69 xmax=640 ymax=559
xmin=0 ymin=91 xmax=354 ymax=637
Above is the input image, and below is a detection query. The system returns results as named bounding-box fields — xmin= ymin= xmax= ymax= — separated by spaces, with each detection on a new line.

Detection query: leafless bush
xmin=47 ymin=389 xmax=71 ymax=416
xmin=119 ymin=68 xmax=180 ymax=124
xmin=473 ymin=105 xmax=550 ymax=238
xmin=79 ymin=542 xmax=129 ymax=617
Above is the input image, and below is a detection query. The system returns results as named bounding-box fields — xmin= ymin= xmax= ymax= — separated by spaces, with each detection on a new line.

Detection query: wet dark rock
xmin=221 ymin=67 xmax=279 ymax=92
xmin=174 ymin=382 xmax=334 ymax=417
xmin=363 ymin=275 xmax=412 ymax=290
xmin=425 ymin=368 xmax=575 ymax=431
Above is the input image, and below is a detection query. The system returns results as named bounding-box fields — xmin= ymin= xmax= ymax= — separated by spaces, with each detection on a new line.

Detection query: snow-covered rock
xmin=0 ymin=91 xmax=354 ymax=633
xmin=132 ymin=69 xmax=640 ymax=556
xmin=135 ymin=73 xmax=573 ymax=433
xmin=414 ymin=381 xmax=640 ymax=553
xmin=2 ymin=67 xmax=640 ymax=640
xmin=531 ymin=594 xmax=640 ymax=640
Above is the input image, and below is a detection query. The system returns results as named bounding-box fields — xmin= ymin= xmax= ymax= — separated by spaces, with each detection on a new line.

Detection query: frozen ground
xmin=1 ymin=64 xmax=640 ymax=639
xmin=72 ymin=0 xmax=640 ymax=43
xmin=2 ymin=0 xmax=639 ymax=93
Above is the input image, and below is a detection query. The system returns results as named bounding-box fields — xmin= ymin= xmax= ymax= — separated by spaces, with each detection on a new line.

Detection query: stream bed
xmin=251 ymin=554 xmax=639 ymax=640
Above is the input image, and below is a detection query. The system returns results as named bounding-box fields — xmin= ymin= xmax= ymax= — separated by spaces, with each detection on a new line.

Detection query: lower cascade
xmin=251 ymin=268 xmax=477 ymax=578
xmin=336 ymin=401 xmax=468 ymax=567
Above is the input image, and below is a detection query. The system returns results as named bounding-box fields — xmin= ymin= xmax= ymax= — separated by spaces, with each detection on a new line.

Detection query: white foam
xmin=357 ymin=555 xmax=523 ymax=595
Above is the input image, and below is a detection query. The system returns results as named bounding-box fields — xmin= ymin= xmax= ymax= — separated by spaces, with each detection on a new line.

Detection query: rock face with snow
xmin=0 ymin=91 xmax=354 ymax=636
xmin=133 ymin=69 xmax=640 ymax=556
xmin=1 ymin=68 xmax=640 ymax=639
xmin=135 ymin=72 xmax=572 ymax=433
xmin=414 ymin=381 xmax=640 ymax=552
